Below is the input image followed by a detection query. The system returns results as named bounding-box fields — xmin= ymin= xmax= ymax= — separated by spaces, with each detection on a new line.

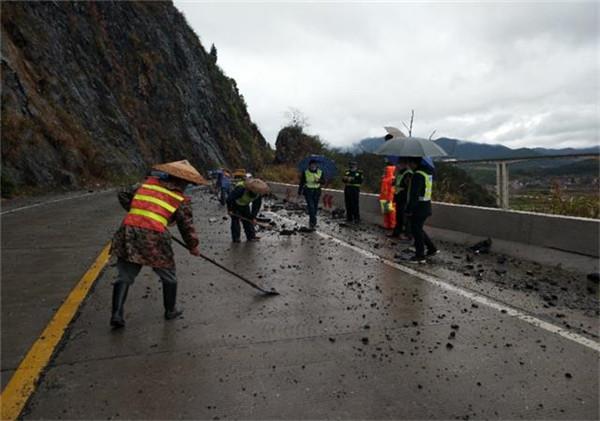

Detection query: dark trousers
xmin=304 ymin=188 xmax=321 ymax=227
xmin=219 ymin=186 xmax=230 ymax=206
xmin=410 ymin=212 xmax=435 ymax=258
xmin=392 ymin=198 xmax=408 ymax=236
xmin=231 ymin=204 xmax=256 ymax=241
xmin=115 ymin=258 xmax=177 ymax=285
xmin=344 ymin=186 xmax=360 ymax=222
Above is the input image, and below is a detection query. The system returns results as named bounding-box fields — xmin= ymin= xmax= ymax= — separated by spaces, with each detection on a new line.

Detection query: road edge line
xmin=0 ymin=242 xmax=112 ymax=420
xmin=268 ymin=212 xmax=600 ymax=353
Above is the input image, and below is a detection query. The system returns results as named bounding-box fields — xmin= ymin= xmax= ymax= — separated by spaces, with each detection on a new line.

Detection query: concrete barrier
xmin=267 ymin=182 xmax=600 ymax=259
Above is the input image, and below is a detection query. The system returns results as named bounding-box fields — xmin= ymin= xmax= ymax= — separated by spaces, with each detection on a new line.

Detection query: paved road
xmin=1 ymin=190 xmax=122 ymax=389
xmin=3 ymin=189 xmax=599 ymax=419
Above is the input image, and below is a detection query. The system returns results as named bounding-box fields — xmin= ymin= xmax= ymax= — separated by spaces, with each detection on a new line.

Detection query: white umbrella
xmin=383 ymin=126 xmax=407 ymax=139
xmin=374 ymin=136 xmax=448 ymax=157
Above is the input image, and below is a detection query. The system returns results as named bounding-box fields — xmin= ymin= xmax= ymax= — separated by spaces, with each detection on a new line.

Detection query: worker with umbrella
xmin=405 ymin=157 xmax=438 ymax=263
xmin=373 ymin=128 xmax=446 ymax=263
xmin=388 ymin=157 xmax=413 ymax=240
xmin=297 ymin=155 xmax=337 ymax=230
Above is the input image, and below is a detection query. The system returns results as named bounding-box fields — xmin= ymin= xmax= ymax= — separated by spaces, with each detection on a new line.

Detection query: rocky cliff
xmin=1 ymin=1 xmax=272 ymax=195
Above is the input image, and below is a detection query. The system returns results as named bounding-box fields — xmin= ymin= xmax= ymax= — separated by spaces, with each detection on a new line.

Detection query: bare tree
xmin=284 ymin=107 xmax=309 ymax=129
xmin=401 ymin=109 xmax=415 ymax=137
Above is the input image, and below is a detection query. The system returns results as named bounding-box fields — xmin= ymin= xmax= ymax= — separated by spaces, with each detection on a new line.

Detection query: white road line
xmin=268 ymin=212 xmax=600 ymax=353
xmin=2 ymin=186 xmax=207 ymax=216
xmin=1 ymin=192 xmax=101 ymax=215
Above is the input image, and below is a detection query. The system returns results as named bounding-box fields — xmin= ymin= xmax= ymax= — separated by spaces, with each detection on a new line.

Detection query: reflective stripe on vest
xmin=305 ymin=169 xmax=322 ymax=189
xmin=235 ymin=189 xmax=257 ymax=207
xmin=133 ymin=194 xmax=176 ymax=213
xmin=344 ymin=170 xmax=362 ymax=187
xmin=129 ymin=208 xmax=168 ymax=226
xmin=416 ymin=170 xmax=433 ymax=201
xmin=139 ymin=183 xmax=184 ymax=201
xmin=394 ymin=169 xmax=413 ymax=191
xmin=123 ymin=178 xmax=185 ymax=232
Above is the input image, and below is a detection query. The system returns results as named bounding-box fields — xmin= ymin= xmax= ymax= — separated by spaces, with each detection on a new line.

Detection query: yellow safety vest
xmin=235 ymin=189 xmax=258 ymax=207
xmin=305 ymin=169 xmax=323 ymax=189
xmin=394 ymin=169 xmax=413 ymax=191
xmin=416 ymin=170 xmax=432 ymax=201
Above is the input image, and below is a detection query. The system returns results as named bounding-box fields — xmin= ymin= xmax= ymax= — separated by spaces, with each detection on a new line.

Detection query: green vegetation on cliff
xmin=1 ymin=2 xmax=272 ymax=196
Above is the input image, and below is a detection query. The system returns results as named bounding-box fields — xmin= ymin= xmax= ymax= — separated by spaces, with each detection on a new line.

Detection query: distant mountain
xmin=351 ymin=136 xmax=599 ymax=161
xmin=434 ymin=138 xmax=543 ymax=160
xmin=532 ymin=146 xmax=600 ymax=156
xmin=350 ymin=137 xmax=386 ymax=153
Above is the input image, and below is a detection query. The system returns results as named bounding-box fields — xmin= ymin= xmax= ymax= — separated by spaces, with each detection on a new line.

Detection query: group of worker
xmin=109 ymin=155 xmax=437 ymax=329
xmin=380 ymin=157 xmax=438 ymax=264
xmin=297 ymin=157 xmax=437 ymax=264
xmin=109 ymin=160 xmax=271 ymax=328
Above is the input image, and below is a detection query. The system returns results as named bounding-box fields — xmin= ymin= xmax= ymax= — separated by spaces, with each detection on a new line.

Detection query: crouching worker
xmin=110 ymin=160 xmax=205 ymax=328
xmin=227 ymin=178 xmax=270 ymax=243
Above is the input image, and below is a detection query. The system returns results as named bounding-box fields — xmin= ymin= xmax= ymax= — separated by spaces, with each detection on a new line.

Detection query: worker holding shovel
xmin=110 ymin=160 xmax=205 ymax=328
xmin=226 ymin=178 xmax=271 ymax=243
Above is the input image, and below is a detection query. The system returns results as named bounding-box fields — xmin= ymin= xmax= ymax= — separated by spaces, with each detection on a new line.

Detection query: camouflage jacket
xmin=111 ymin=180 xmax=199 ymax=268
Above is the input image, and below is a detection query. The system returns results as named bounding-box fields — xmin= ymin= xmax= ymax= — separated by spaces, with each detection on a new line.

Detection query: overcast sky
xmin=175 ymin=1 xmax=599 ymax=149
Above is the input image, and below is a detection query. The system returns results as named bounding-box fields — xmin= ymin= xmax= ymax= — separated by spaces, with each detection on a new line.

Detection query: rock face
xmin=1 ymin=1 xmax=272 ymax=194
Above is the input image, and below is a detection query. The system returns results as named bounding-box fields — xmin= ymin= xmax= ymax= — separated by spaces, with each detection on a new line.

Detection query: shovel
xmin=172 ymin=236 xmax=280 ymax=296
xmin=229 ymin=213 xmax=274 ymax=230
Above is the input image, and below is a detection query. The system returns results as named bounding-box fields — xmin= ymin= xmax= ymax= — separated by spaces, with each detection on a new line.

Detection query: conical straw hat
xmin=233 ymin=168 xmax=246 ymax=178
xmin=245 ymin=178 xmax=270 ymax=195
xmin=152 ymin=160 xmax=207 ymax=185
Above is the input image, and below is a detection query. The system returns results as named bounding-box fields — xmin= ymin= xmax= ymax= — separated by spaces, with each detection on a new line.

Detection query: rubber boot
xmin=163 ymin=282 xmax=183 ymax=320
xmin=110 ymin=283 xmax=129 ymax=328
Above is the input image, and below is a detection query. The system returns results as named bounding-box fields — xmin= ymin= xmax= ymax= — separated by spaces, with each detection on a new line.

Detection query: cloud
xmin=175 ymin=1 xmax=599 ymax=149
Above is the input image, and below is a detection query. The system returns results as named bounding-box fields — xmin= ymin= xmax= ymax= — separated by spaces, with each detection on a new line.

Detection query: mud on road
xmin=18 ymin=189 xmax=600 ymax=419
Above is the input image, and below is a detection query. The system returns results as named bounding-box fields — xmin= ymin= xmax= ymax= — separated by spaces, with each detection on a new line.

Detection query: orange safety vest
xmin=379 ymin=165 xmax=396 ymax=202
xmin=123 ymin=177 xmax=185 ymax=232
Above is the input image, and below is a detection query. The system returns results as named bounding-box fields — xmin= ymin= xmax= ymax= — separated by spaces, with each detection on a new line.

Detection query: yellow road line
xmin=0 ymin=242 xmax=112 ymax=420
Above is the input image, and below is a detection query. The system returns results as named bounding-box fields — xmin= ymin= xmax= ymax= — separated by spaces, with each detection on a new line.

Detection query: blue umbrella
xmin=421 ymin=156 xmax=435 ymax=169
xmin=298 ymin=155 xmax=337 ymax=181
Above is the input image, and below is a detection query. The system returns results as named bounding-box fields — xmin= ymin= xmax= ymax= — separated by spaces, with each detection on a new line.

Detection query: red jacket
xmin=379 ymin=165 xmax=396 ymax=202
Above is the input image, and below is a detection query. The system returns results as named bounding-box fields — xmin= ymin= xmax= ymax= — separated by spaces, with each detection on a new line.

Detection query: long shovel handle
xmin=171 ymin=236 xmax=279 ymax=296
xmin=230 ymin=213 xmax=272 ymax=229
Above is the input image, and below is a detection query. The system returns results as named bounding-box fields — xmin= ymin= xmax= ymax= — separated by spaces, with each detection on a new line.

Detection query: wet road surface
xmin=4 ymin=189 xmax=599 ymax=419
xmin=1 ymin=190 xmax=121 ymax=390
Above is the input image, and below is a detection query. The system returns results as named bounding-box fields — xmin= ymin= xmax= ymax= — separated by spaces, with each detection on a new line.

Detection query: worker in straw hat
xmin=232 ymin=169 xmax=247 ymax=188
xmin=226 ymin=178 xmax=270 ymax=243
xmin=110 ymin=160 xmax=206 ymax=328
